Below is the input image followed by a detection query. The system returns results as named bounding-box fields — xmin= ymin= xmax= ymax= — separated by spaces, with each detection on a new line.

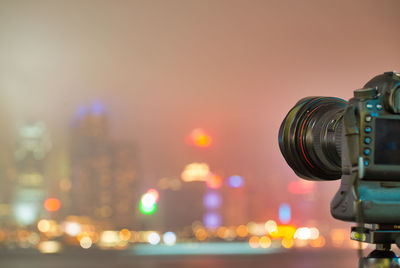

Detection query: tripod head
xmin=351 ymin=224 xmax=400 ymax=268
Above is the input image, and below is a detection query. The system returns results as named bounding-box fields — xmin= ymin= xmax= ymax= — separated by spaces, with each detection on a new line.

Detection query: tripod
xmin=351 ymin=224 xmax=400 ymax=268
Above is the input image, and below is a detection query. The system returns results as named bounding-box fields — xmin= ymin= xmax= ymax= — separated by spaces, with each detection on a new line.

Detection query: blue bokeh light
xmin=91 ymin=101 xmax=105 ymax=115
xmin=279 ymin=203 xmax=291 ymax=224
xmin=203 ymin=212 xmax=222 ymax=229
xmin=227 ymin=175 xmax=244 ymax=188
xmin=203 ymin=191 xmax=222 ymax=210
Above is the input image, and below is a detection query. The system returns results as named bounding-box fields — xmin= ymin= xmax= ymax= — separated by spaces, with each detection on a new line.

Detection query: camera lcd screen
xmin=374 ymin=118 xmax=400 ymax=165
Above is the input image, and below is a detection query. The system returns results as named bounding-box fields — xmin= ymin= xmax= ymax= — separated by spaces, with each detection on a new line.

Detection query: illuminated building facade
xmin=70 ymin=104 xmax=138 ymax=229
xmin=12 ymin=122 xmax=52 ymax=226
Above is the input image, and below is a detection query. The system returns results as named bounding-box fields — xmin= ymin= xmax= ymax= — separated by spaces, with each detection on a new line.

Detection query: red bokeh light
xmin=288 ymin=180 xmax=315 ymax=195
xmin=206 ymin=174 xmax=223 ymax=189
xmin=147 ymin=188 xmax=160 ymax=202
xmin=44 ymin=198 xmax=61 ymax=212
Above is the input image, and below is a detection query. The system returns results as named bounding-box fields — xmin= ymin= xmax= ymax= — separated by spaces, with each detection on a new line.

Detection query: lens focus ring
xmin=278 ymin=97 xmax=347 ymax=181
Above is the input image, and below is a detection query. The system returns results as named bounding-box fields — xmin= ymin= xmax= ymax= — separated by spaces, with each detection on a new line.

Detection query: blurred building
xmin=222 ymin=184 xmax=248 ymax=226
xmin=70 ymin=103 xmax=138 ymax=229
xmin=12 ymin=121 xmax=52 ymax=226
xmin=157 ymin=179 xmax=205 ymax=230
xmin=0 ymin=109 xmax=13 ymax=226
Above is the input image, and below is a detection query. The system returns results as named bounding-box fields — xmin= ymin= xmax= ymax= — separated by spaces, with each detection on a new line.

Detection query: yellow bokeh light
xmin=259 ymin=236 xmax=271 ymax=248
xmin=265 ymin=220 xmax=277 ymax=234
xmin=37 ymin=241 xmax=62 ymax=254
xmin=80 ymin=236 xmax=92 ymax=249
xmin=269 ymin=225 xmax=296 ymax=239
xmin=37 ymin=219 xmax=51 ymax=233
xmin=181 ymin=163 xmax=210 ymax=182
xmin=282 ymin=238 xmax=294 ymax=249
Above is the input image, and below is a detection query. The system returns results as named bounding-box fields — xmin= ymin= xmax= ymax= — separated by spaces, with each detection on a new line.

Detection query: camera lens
xmin=278 ymin=97 xmax=347 ymax=180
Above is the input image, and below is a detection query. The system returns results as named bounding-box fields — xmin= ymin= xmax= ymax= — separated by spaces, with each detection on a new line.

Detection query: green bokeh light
xmin=140 ymin=200 xmax=157 ymax=214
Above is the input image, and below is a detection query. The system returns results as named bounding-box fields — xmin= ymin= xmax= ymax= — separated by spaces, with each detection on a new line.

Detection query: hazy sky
xmin=1 ymin=0 xmax=400 ymax=222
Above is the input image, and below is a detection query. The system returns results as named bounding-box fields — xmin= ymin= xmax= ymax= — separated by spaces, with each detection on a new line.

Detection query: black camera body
xmin=279 ymin=71 xmax=400 ymax=224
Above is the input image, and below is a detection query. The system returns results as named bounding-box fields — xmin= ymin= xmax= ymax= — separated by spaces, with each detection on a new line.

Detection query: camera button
xmin=376 ymin=104 xmax=383 ymax=111
xmin=365 ymin=116 xmax=372 ymax=122
xmin=364 ymin=137 xmax=371 ymax=144
xmin=366 ymin=103 xmax=374 ymax=109
xmin=364 ymin=148 xmax=371 ymax=156
xmin=364 ymin=127 xmax=372 ymax=133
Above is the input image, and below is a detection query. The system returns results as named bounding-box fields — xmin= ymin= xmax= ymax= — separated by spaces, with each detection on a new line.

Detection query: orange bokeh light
xmin=188 ymin=128 xmax=212 ymax=148
xmin=206 ymin=174 xmax=222 ymax=189
xmin=44 ymin=198 xmax=61 ymax=212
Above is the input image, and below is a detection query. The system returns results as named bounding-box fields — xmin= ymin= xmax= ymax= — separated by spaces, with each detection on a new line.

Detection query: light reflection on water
xmin=0 ymin=249 xmax=358 ymax=268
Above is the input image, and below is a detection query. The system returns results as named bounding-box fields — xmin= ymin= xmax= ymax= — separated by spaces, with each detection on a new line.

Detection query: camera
xmin=278 ymin=71 xmax=400 ymax=224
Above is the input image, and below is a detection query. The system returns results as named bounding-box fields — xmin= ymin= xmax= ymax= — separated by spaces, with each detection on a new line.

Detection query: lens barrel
xmin=278 ymin=97 xmax=347 ymax=180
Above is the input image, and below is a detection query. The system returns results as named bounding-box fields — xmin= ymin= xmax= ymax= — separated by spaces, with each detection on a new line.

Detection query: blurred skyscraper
xmin=0 ymin=108 xmax=13 ymax=225
xmin=12 ymin=121 xmax=52 ymax=226
xmin=70 ymin=103 xmax=138 ymax=229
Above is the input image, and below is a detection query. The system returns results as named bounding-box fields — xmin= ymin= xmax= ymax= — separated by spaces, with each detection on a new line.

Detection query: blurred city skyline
xmin=1 ymin=0 xmax=400 ymax=229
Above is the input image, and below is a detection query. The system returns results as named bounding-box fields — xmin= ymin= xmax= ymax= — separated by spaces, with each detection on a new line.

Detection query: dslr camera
xmin=279 ymin=71 xmax=400 ymax=225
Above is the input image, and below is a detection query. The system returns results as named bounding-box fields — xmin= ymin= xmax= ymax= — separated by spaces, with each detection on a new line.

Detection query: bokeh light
xmin=181 ymin=163 xmax=210 ymax=182
xmin=44 ymin=198 xmax=61 ymax=212
xmin=188 ymin=128 xmax=212 ymax=148
xmin=288 ymin=180 xmax=315 ymax=195
xmin=139 ymin=200 xmax=157 ymax=215
xmin=80 ymin=236 xmax=92 ymax=249
xmin=203 ymin=212 xmax=222 ymax=229
xmin=227 ymin=175 xmax=244 ymax=188
xmin=64 ymin=222 xmax=82 ymax=236
xmin=141 ymin=193 xmax=156 ymax=207
xmin=310 ymin=236 xmax=326 ymax=248
xmin=195 ymin=228 xmax=208 ymax=241
xmin=309 ymin=227 xmax=319 ymax=239
xmin=294 ymin=227 xmax=311 ymax=240
xmin=279 ymin=203 xmax=291 ymax=224
xmin=163 ymin=232 xmax=177 ymax=246
xmin=330 ymin=228 xmax=346 ymax=247
xmin=140 ymin=190 xmax=159 ymax=215
xmin=37 ymin=219 xmax=51 ymax=233
xmin=37 ymin=241 xmax=62 ymax=254
xmin=259 ymin=236 xmax=271 ymax=248
xmin=119 ymin=229 xmax=131 ymax=241
xmin=236 ymin=225 xmax=249 ymax=237
xmin=206 ymin=174 xmax=223 ymax=189
xmin=147 ymin=189 xmax=159 ymax=202
xmin=203 ymin=191 xmax=222 ymax=210
xmin=249 ymin=236 xmax=259 ymax=248
xmin=148 ymin=232 xmax=160 ymax=245
xmin=282 ymin=238 xmax=294 ymax=249
xmin=265 ymin=220 xmax=277 ymax=234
